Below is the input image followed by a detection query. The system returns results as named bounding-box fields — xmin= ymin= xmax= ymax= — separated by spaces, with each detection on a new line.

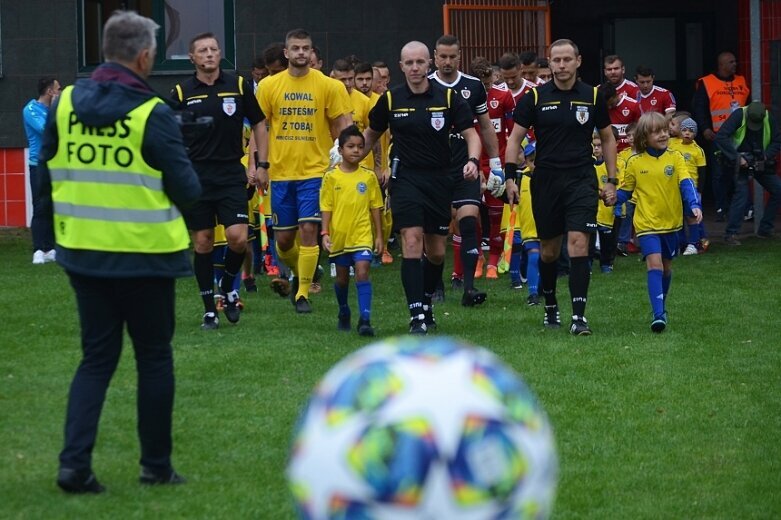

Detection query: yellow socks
xmin=296 ymin=245 xmax=320 ymax=300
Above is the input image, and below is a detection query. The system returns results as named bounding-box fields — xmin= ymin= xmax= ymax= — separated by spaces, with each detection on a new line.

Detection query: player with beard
xmin=255 ymin=28 xmax=352 ymax=313
xmin=429 ymin=35 xmax=502 ymax=307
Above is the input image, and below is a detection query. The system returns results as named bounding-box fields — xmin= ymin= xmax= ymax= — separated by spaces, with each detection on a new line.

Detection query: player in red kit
xmin=471 ymin=56 xmax=516 ymax=278
xmin=603 ymin=54 xmax=639 ymax=101
xmin=599 ymin=82 xmax=641 ymax=152
xmin=635 ymin=66 xmax=676 ymax=116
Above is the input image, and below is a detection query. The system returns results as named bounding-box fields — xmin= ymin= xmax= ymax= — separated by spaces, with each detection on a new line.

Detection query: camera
xmin=739 ymin=149 xmax=774 ymax=174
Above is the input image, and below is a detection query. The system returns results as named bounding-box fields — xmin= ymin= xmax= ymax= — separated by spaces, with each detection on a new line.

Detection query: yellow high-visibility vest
xmin=48 ymin=86 xmax=189 ymax=253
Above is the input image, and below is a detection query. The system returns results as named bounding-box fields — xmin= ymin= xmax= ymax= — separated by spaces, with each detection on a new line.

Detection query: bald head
xmin=400 ymin=41 xmax=430 ymax=61
xmin=717 ymin=52 xmax=737 ymax=77
xmin=399 ymin=41 xmax=431 ymax=92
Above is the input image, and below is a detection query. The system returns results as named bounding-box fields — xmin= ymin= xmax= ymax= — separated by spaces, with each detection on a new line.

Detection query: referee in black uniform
xmin=362 ymin=41 xmax=482 ymax=334
xmin=171 ymin=32 xmax=267 ymax=330
xmin=504 ymin=39 xmax=617 ymax=336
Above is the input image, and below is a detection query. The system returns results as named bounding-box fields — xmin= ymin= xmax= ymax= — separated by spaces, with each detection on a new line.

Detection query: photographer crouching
xmin=716 ymin=101 xmax=781 ymax=244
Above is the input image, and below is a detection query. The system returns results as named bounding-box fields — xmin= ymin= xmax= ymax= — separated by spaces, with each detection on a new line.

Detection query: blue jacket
xmin=22 ymin=99 xmax=49 ymax=166
xmin=39 ymin=63 xmax=201 ymax=278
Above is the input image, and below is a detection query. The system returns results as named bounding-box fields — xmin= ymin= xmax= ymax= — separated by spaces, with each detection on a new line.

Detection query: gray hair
xmin=102 ymin=10 xmax=159 ymax=63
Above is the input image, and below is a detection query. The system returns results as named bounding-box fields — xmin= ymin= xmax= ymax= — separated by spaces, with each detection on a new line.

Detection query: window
xmin=78 ymin=0 xmax=235 ymax=74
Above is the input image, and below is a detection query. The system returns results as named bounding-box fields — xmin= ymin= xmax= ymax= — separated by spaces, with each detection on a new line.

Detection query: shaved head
xmin=400 ymin=41 xmax=430 ymax=61
xmin=399 ymin=41 xmax=431 ymax=92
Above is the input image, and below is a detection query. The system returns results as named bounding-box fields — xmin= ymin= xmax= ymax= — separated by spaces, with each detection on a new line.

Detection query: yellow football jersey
xmin=623 ymin=150 xmax=691 ymax=236
xmin=500 ymin=169 xmax=537 ymax=243
xmin=667 ymin=140 xmax=706 ymax=186
xmin=595 ymin=161 xmax=615 ymax=228
xmin=320 ymin=166 xmax=384 ymax=256
xmin=257 ymin=70 xmax=352 ymax=181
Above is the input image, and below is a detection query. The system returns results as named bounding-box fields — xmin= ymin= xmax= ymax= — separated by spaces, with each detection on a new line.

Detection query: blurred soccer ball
xmin=287 ymin=336 xmax=558 ymax=519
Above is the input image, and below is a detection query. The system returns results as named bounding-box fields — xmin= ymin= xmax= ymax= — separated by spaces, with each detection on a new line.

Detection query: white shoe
xmin=32 ymin=250 xmax=45 ymax=264
xmin=682 ymin=244 xmax=698 ymax=256
xmin=43 ymin=249 xmax=56 ymax=263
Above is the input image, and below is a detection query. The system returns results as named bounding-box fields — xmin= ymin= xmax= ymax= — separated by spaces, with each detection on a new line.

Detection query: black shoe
xmin=57 ymin=468 xmax=105 ymax=494
xmin=357 ymin=318 xmax=375 ymax=337
xmin=270 ymin=277 xmax=291 ymax=297
xmin=295 ymin=296 xmax=312 ymax=314
xmin=338 ymin=313 xmax=351 ymax=331
xmin=511 ymin=279 xmax=524 ymax=290
xmin=570 ymin=317 xmax=592 ymax=336
xmin=201 ymin=312 xmax=219 ymax=330
xmin=409 ymin=315 xmax=428 ymax=335
xmin=451 ymin=277 xmax=463 ymax=290
xmin=139 ymin=467 xmax=187 ymax=485
xmin=461 ymin=288 xmax=487 ymax=307
xmin=715 ymin=208 xmax=725 ymax=222
xmin=527 ymin=294 xmax=540 ymax=306
xmin=223 ymin=290 xmax=241 ymax=324
xmin=243 ymin=276 xmax=258 ymax=293
xmin=616 ymin=244 xmax=628 ymax=257
xmin=423 ymin=304 xmax=437 ymax=331
xmin=289 ymin=276 xmax=300 ymax=305
xmin=432 ymin=287 xmax=445 ymax=303
xmin=651 ymin=312 xmax=668 ymax=333
xmin=543 ymin=305 xmax=561 ymax=329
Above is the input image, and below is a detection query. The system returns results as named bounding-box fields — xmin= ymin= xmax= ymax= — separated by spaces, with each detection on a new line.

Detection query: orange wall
xmin=0 ymin=148 xmax=28 ymax=227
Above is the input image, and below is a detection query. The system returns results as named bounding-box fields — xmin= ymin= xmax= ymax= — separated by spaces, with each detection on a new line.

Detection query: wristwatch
xmin=468 ymin=157 xmax=480 ymax=166
xmin=606 ymin=177 xmax=619 ymax=185
xmin=256 ymin=161 xmax=270 ymax=169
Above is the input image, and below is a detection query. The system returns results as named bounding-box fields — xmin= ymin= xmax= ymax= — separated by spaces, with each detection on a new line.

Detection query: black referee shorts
xmin=390 ymin=168 xmax=453 ymax=235
xmin=450 ymin=165 xmax=481 ymax=208
xmin=184 ymin=162 xmax=250 ymax=231
xmin=530 ymin=165 xmax=598 ymax=240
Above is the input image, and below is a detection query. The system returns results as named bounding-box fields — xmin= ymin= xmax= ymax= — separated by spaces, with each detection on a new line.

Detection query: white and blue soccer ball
xmin=286 ymin=336 xmax=558 ymax=519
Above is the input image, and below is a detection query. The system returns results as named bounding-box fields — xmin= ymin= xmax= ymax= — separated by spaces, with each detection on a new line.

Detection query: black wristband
xmin=256 ymin=161 xmax=270 ymax=169
xmin=504 ymin=162 xmax=518 ymax=180
xmin=468 ymin=157 xmax=480 ymax=166
xmin=606 ymin=177 xmax=619 ymax=185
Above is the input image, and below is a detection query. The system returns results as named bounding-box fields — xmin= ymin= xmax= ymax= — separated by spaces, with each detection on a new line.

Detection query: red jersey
xmin=478 ymin=83 xmax=516 ymax=169
xmin=637 ymin=85 xmax=676 ymax=115
xmin=614 ymin=78 xmax=640 ymax=102
xmin=609 ymin=95 xmax=641 ymax=151
xmin=479 ymin=84 xmax=516 ymax=208
xmin=505 ymin=79 xmax=537 ymax=143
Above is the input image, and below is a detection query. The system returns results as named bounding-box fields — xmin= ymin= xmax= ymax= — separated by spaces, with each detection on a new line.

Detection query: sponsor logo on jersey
xmin=576 ymin=106 xmax=589 ymax=125
xmin=431 ymin=111 xmax=445 ymax=131
xmin=542 ymin=105 xmax=557 ymax=111
xmin=223 ymin=98 xmax=236 ymax=116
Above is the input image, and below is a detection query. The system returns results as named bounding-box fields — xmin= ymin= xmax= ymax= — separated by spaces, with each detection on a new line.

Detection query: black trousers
xmin=28 ymin=165 xmax=54 ymax=251
xmin=59 ymin=273 xmax=177 ymax=473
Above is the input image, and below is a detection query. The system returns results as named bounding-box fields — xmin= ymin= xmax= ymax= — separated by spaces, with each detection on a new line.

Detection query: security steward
xmin=692 ymin=51 xmax=750 ymax=220
xmin=716 ymin=100 xmax=781 ymax=243
xmin=361 ymin=40 xmax=482 ymax=334
xmin=171 ymin=32 xmax=267 ymax=329
xmin=504 ymin=38 xmax=617 ymax=336
xmin=38 ymin=11 xmax=201 ymax=493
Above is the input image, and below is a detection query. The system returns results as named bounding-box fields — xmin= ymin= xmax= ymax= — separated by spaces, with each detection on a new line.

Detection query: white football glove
xmin=486 ymin=171 xmax=506 ymax=197
xmin=328 ymin=139 xmax=341 ymax=168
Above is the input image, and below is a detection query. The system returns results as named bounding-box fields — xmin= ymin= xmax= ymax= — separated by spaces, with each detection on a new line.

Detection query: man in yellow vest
xmin=716 ymin=101 xmax=781 ymax=244
xmin=38 ymin=10 xmax=201 ymax=493
xmin=693 ymin=52 xmax=750 ymax=220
